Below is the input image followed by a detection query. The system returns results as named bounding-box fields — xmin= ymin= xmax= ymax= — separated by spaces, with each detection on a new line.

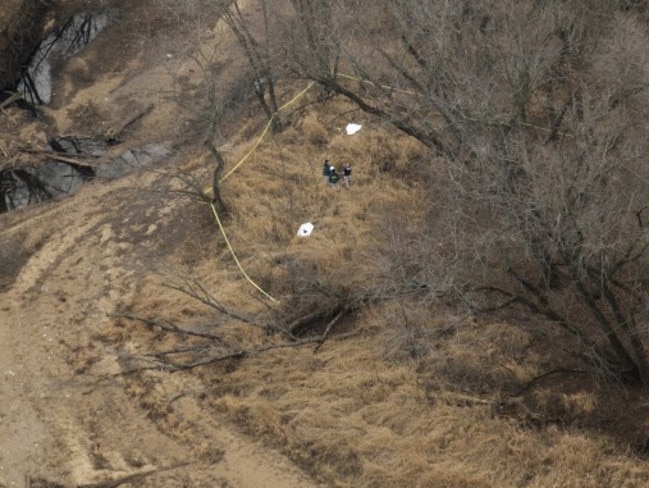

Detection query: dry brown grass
xmin=204 ymin=326 xmax=649 ymax=487
xmin=118 ymin=93 xmax=649 ymax=487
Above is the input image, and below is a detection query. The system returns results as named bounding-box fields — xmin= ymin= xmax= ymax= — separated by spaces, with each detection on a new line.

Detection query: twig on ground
xmin=314 ymin=308 xmax=347 ymax=352
xmin=115 ymin=311 xmax=232 ymax=348
xmin=76 ymin=462 xmax=188 ymax=488
xmin=510 ymin=368 xmax=586 ymax=397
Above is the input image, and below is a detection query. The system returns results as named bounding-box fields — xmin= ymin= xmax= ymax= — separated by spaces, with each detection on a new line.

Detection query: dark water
xmin=95 ymin=142 xmax=173 ymax=180
xmin=1 ymin=10 xmax=174 ymax=214
xmin=0 ymin=161 xmax=91 ymax=212
xmin=0 ymin=141 xmax=173 ymax=213
xmin=0 ymin=135 xmax=107 ymax=212
xmin=18 ymin=11 xmax=112 ymax=105
xmin=48 ymin=135 xmax=112 ymax=157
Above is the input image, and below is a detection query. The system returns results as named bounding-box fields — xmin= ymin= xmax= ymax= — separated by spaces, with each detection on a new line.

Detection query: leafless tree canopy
xmin=140 ymin=0 xmax=649 ymax=386
xmin=266 ymin=0 xmax=649 ymax=384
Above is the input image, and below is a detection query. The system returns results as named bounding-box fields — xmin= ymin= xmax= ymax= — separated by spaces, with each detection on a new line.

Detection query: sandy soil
xmin=0 ymin=1 xmax=323 ymax=486
xmin=0 ymin=183 xmax=320 ymax=488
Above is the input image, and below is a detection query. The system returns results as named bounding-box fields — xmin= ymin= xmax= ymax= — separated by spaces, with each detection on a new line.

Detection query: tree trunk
xmin=204 ymin=140 xmax=227 ymax=215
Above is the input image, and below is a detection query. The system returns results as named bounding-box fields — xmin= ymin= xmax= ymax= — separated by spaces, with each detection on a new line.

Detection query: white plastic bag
xmin=297 ymin=222 xmax=314 ymax=237
xmin=345 ymin=123 xmax=362 ymax=135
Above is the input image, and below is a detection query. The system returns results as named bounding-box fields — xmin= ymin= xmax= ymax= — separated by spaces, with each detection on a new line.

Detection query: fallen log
xmin=76 ymin=463 xmax=188 ymax=488
xmin=0 ymin=92 xmax=22 ymax=111
xmin=19 ymin=148 xmax=98 ymax=168
xmin=43 ymin=152 xmax=98 ymax=168
xmin=106 ymin=103 xmax=154 ymax=140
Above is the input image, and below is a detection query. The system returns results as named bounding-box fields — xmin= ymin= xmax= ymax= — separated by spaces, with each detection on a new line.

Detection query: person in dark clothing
xmin=342 ymin=163 xmax=352 ymax=188
xmin=322 ymin=159 xmax=332 ymax=183
xmin=328 ymin=166 xmax=340 ymax=190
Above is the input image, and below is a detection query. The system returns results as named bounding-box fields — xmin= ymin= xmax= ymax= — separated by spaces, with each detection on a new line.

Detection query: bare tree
xmin=275 ymin=0 xmax=649 ymax=384
xmin=224 ymin=0 xmax=284 ymax=132
xmin=439 ymin=6 xmax=649 ymax=384
xmin=127 ymin=0 xmax=649 ymax=385
xmin=159 ymin=0 xmax=234 ymax=212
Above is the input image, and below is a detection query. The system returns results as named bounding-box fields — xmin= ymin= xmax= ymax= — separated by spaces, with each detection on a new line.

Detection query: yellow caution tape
xmin=203 ymin=75 xmax=566 ymax=302
xmin=203 ymin=82 xmax=317 ymax=304
xmin=219 ymin=118 xmax=273 ymax=183
xmin=219 ymin=81 xmax=316 ymax=184
xmin=210 ymin=202 xmax=280 ymax=303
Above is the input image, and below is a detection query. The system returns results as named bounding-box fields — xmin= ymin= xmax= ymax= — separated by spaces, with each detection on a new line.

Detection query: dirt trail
xmin=0 ymin=294 xmax=51 ymax=487
xmin=0 ymin=172 xmax=321 ymax=487
xmin=0 ymin=0 xmax=321 ymax=486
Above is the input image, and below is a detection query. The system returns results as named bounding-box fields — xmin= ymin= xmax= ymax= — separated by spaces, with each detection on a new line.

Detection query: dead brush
xmin=381 ymin=301 xmax=437 ymax=362
xmin=127 ymin=85 xmax=649 ymax=484
xmin=300 ymin=112 xmax=329 ymax=145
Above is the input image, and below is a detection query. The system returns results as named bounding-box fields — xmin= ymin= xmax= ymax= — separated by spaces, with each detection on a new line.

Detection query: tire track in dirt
xmin=0 ymin=303 xmax=52 ymax=486
xmin=1 ymin=0 xmax=323 ymax=484
xmin=0 ymin=174 xmax=322 ymax=487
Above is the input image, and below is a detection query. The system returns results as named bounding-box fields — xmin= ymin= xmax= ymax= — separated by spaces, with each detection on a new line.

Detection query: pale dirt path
xmin=0 ymin=1 xmax=324 ymax=485
xmin=0 ymin=172 xmax=322 ymax=487
xmin=0 ymin=292 xmax=51 ymax=487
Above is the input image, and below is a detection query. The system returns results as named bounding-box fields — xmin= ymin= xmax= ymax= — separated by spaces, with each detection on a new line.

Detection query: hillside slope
xmin=2 ymin=1 xmax=649 ymax=487
xmin=0 ymin=0 xmax=322 ymax=486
